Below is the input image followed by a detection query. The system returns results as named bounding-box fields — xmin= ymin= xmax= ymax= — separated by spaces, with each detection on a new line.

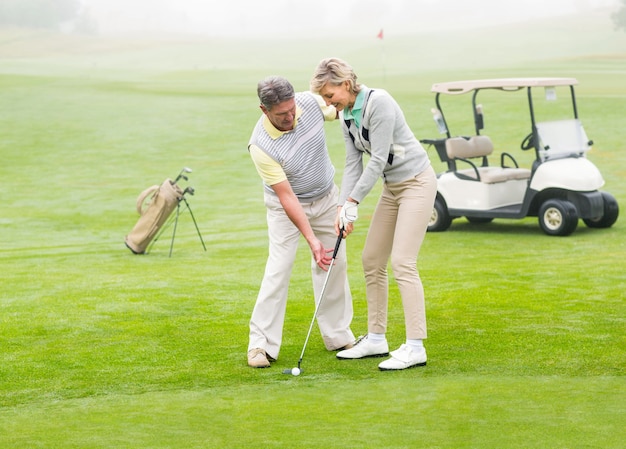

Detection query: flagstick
xmin=377 ymin=28 xmax=386 ymax=85
xmin=381 ymin=40 xmax=386 ymax=85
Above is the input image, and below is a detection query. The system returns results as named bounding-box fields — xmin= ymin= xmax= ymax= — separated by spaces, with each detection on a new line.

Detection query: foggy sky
xmin=80 ymin=0 xmax=619 ymax=37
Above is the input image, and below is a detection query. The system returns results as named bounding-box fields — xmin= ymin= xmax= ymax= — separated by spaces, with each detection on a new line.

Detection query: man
xmin=247 ymin=76 xmax=355 ymax=368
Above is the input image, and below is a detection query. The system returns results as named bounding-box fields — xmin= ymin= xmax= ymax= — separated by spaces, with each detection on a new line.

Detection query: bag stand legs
xmin=149 ymin=190 xmax=207 ymax=257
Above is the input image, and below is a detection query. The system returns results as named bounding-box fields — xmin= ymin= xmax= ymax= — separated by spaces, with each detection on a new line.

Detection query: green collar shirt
xmin=343 ymin=88 xmax=366 ymax=128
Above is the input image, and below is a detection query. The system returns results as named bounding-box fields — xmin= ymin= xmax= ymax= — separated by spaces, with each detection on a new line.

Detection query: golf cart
xmin=421 ymin=77 xmax=618 ymax=236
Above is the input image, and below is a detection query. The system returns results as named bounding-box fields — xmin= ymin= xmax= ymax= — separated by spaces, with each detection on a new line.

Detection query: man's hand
xmin=309 ymin=238 xmax=333 ymax=271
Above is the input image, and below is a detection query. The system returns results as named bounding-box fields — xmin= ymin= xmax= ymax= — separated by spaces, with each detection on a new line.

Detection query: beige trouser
xmin=362 ymin=165 xmax=437 ymax=340
xmin=248 ymin=185 xmax=355 ymax=360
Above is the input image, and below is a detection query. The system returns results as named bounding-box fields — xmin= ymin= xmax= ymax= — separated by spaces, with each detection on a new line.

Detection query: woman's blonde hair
xmin=310 ymin=57 xmax=360 ymax=95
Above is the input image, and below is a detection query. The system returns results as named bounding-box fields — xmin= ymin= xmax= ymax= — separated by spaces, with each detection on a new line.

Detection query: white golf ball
xmin=291 ymin=367 xmax=301 ymax=376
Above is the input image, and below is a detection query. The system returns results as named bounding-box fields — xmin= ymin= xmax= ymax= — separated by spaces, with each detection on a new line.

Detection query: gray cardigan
xmin=339 ymin=86 xmax=431 ymax=204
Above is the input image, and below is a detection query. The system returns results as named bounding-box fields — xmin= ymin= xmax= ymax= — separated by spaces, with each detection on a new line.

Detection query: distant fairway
xmin=0 ymin=12 xmax=625 ymax=449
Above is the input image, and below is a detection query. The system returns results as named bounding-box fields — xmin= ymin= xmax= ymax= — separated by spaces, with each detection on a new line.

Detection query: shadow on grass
xmin=441 ymin=218 xmax=617 ymax=237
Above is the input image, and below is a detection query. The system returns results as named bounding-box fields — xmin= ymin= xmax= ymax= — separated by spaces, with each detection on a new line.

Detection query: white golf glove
xmin=339 ymin=200 xmax=358 ymax=229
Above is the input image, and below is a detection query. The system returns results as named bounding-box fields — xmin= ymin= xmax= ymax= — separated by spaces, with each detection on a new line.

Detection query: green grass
xmin=1 ymin=15 xmax=625 ymax=448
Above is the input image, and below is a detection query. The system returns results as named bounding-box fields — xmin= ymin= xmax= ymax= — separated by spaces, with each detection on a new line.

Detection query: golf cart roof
xmin=431 ymin=78 xmax=578 ymax=95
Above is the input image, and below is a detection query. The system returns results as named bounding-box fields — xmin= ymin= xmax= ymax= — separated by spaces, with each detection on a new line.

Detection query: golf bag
xmin=125 ymin=179 xmax=183 ymax=254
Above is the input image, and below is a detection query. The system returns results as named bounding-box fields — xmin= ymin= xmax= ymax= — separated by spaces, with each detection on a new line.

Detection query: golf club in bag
xmin=125 ymin=168 xmax=206 ymax=256
xmin=283 ymin=228 xmax=344 ymax=376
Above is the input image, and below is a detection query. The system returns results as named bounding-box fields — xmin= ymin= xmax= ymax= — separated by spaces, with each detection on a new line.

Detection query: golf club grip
xmin=332 ymin=228 xmax=344 ymax=259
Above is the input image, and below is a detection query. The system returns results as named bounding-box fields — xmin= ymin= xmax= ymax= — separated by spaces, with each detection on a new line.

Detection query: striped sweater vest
xmin=250 ymin=92 xmax=335 ymax=201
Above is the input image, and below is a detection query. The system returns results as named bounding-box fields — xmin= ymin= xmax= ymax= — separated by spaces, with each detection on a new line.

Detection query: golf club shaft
xmin=297 ymin=230 xmax=344 ymax=369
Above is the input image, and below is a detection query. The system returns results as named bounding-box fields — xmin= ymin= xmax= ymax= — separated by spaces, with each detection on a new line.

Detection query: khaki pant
xmin=248 ymin=185 xmax=355 ymax=359
xmin=362 ymin=165 xmax=437 ymax=340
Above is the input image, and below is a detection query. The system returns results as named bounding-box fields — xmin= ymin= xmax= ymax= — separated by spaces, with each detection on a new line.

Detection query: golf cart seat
xmin=445 ymin=136 xmax=531 ymax=183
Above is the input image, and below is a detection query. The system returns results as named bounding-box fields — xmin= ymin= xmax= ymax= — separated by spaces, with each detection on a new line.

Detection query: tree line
xmin=0 ymin=0 xmax=80 ymax=29
xmin=613 ymin=0 xmax=626 ymax=31
xmin=1 ymin=0 xmax=625 ymax=33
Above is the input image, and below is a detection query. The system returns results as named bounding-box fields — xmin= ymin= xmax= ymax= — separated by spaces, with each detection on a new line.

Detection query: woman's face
xmin=319 ymin=81 xmax=353 ymax=111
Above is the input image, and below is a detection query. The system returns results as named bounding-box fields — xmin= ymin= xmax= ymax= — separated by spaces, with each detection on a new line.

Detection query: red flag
xmin=377 ymin=29 xmax=384 ymax=39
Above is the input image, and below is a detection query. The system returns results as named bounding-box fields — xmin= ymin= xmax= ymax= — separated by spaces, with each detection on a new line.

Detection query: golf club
xmin=174 ymin=167 xmax=192 ymax=184
xmin=283 ymin=228 xmax=344 ymax=376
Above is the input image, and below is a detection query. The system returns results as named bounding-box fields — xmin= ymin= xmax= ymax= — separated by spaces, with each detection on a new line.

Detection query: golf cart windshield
xmin=536 ymin=119 xmax=591 ymax=161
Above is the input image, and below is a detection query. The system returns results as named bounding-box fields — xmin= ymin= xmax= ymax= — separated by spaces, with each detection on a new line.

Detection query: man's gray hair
xmin=257 ymin=76 xmax=295 ymax=110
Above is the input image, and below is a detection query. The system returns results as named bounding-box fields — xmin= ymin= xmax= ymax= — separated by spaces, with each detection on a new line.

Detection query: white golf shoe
xmin=378 ymin=344 xmax=427 ymax=370
xmin=336 ymin=335 xmax=389 ymax=359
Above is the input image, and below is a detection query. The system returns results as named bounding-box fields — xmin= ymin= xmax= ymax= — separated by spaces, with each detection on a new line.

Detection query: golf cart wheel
xmin=538 ymin=199 xmax=578 ymax=236
xmin=583 ymin=192 xmax=619 ymax=229
xmin=428 ymin=196 xmax=452 ymax=232
xmin=466 ymin=216 xmax=494 ymax=224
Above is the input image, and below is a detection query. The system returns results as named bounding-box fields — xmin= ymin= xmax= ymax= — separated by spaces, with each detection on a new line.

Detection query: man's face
xmin=261 ymin=98 xmax=296 ymax=132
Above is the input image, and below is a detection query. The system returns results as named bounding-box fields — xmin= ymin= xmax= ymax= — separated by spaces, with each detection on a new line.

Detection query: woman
xmin=310 ymin=58 xmax=437 ymax=371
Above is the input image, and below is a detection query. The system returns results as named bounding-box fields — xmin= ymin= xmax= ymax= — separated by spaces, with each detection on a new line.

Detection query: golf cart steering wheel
xmin=521 ymin=133 xmax=534 ymax=151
